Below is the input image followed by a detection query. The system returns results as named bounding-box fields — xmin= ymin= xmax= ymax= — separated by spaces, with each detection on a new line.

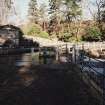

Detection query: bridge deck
xmin=0 ymin=62 xmax=101 ymax=105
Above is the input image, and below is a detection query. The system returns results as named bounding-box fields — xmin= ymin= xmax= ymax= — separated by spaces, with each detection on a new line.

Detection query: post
xmin=88 ymin=42 xmax=90 ymax=50
xmin=72 ymin=44 xmax=76 ymax=63
xmin=81 ymin=43 xmax=85 ymax=69
xmin=66 ymin=43 xmax=68 ymax=58
xmin=93 ymin=42 xmax=96 ymax=50
xmin=31 ymin=47 xmax=35 ymax=64
xmin=76 ymin=43 xmax=80 ymax=64
xmin=100 ymin=43 xmax=102 ymax=52
xmin=56 ymin=46 xmax=59 ymax=61
xmin=103 ymin=61 xmax=105 ymax=105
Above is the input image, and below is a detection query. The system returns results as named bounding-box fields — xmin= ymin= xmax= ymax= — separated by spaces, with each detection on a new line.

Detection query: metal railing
xmin=67 ymin=44 xmax=105 ymax=104
xmin=78 ymin=51 xmax=105 ymax=90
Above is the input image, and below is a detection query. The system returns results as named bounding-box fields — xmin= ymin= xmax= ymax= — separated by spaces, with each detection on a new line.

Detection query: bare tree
xmin=96 ymin=0 xmax=103 ymax=24
xmin=88 ymin=1 xmax=104 ymax=24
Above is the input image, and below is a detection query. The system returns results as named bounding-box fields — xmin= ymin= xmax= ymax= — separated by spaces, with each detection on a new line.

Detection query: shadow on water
xmin=0 ymin=48 xmax=101 ymax=105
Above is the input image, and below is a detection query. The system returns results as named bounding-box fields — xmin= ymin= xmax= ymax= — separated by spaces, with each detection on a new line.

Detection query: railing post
xmin=103 ymin=61 xmax=105 ymax=105
xmin=76 ymin=44 xmax=80 ymax=64
xmin=56 ymin=45 xmax=60 ymax=61
xmin=72 ymin=44 xmax=76 ymax=63
xmin=66 ymin=43 xmax=68 ymax=58
xmin=31 ymin=47 xmax=35 ymax=64
xmin=100 ymin=43 xmax=102 ymax=52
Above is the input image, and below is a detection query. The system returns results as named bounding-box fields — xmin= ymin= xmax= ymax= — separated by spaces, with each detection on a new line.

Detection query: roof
xmin=0 ymin=24 xmax=21 ymax=31
xmin=0 ymin=24 xmax=24 ymax=38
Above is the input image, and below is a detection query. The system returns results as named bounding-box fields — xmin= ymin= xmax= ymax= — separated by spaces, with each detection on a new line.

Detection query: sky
xmin=82 ymin=0 xmax=97 ymax=20
xmin=9 ymin=0 xmax=49 ymax=25
xmin=9 ymin=0 xmax=97 ymax=25
xmin=15 ymin=0 xmax=49 ymax=20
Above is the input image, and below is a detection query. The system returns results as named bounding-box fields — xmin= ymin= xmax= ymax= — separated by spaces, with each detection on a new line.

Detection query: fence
xmin=79 ymin=51 xmax=104 ymax=90
xmin=56 ymin=43 xmax=105 ymax=103
xmin=69 ymin=43 xmax=105 ymax=104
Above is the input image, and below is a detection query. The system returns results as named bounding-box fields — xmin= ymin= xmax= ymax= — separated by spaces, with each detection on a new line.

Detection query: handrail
xmin=87 ymin=55 xmax=105 ymax=63
xmin=83 ymin=62 xmax=105 ymax=77
xmin=81 ymin=53 xmax=105 ymax=76
xmin=75 ymin=47 xmax=105 ymax=93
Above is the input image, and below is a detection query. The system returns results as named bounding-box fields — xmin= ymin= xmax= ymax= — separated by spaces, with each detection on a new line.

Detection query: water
xmin=0 ymin=53 xmax=102 ymax=105
xmin=0 ymin=52 xmax=56 ymax=66
xmin=0 ymin=52 xmax=56 ymax=96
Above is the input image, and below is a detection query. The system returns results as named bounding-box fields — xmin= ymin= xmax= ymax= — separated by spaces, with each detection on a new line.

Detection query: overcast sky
xmin=9 ymin=0 xmax=97 ymax=24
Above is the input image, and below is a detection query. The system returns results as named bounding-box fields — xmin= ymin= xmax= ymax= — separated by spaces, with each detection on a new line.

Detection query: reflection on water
xmin=0 ymin=52 xmax=56 ymax=66
xmin=0 ymin=52 xmax=56 ymax=90
xmin=15 ymin=52 xmax=56 ymax=66
xmin=15 ymin=54 xmax=32 ymax=67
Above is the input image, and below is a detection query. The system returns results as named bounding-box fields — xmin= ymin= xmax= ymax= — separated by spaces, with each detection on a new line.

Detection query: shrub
xmin=39 ymin=31 xmax=49 ymax=38
xmin=82 ymin=27 xmax=102 ymax=41
xmin=27 ymin=24 xmax=42 ymax=35
xmin=58 ymin=33 xmax=72 ymax=42
xmin=21 ymin=23 xmax=50 ymax=38
xmin=69 ymin=36 xmax=82 ymax=42
xmin=58 ymin=32 xmax=82 ymax=42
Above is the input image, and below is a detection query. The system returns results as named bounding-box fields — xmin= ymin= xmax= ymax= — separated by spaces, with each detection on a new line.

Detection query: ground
xmin=0 ymin=62 xmax=101 ymax=105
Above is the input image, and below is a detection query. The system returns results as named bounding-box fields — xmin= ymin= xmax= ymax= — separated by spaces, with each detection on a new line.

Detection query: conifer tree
xmin=28 ymin=0 xmax=39 ymax=24
xmin=48 ymin=0 xmax=62 ymax=36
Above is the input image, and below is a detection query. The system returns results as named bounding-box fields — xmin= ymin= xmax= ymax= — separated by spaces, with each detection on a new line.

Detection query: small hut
xmin=0 ymin=24 xmax=23 ymax=47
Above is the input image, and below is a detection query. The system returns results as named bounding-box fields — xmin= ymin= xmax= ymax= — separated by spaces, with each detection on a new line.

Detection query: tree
xmin=39 ymin=3 xmax=48 ymax=31
xmin=90 ymin=1 xmax=105 ymax=27
xmin=86 ymin=0 xmax=105 ymax=40
xmin=63 ymin=0 xmax=82 ymax=41
xmin=94 ymin=0 xmax=105 ymax=40
xmin=100 ymin=0 xmax=105 ymax=39
xmin=28 ymin=0 xmax=39 ymax=24
xmin=64 ymin=0 xmax=81 ymax=21
xmin=49 ymin=0 xmax=61 ymax=14
xmin=48 ymin=0 xmax=82 ymax=41
xmin=0 ymin=0 xmax=13 ymax=24
xmin=48 ymin=0 xmax=63 ymax=36
xmin=82 ymin=27 xmax=102 ymax=41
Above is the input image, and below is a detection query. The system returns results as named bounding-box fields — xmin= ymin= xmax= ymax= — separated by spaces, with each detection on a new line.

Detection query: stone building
xmin=0 ymin=24 xmax=23 ymax=47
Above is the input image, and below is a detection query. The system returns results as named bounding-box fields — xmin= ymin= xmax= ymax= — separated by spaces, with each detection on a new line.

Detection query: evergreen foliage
xmin=82 ymin=27 xmax=102 ymax=41
xmin=22 ymin=23 xmax=49 ymax=38
xmin=48 ymin=0 xmax=82 ymax=40
xmin=26 ymin=0 xmax=105 ymax=42
xmin=28 ymin=0 xmax=39 ymax=24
